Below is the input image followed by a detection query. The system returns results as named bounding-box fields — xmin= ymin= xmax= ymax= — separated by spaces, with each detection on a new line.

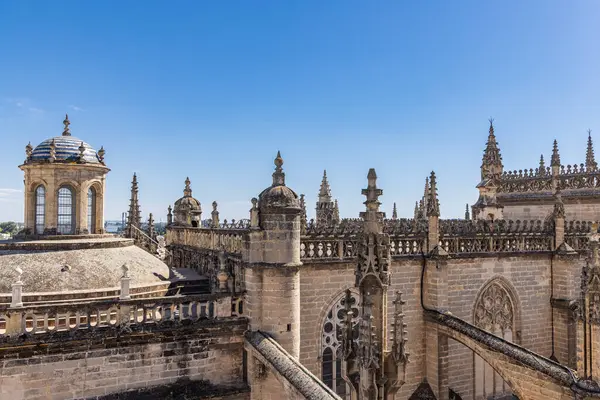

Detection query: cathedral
xmin=1 ymin=115 xmax=600 ymax=400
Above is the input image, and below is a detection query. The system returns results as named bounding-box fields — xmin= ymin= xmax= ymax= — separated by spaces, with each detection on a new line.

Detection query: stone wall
xmin=445 ymin=254 xmax=555 ymax=399
xmin=298 ymin=252 xmax=562 ymax=400
xmin=502 ymin=202 xmax=600 ymax=222
xmin=0 ymin=319 xmax=248 ymax=400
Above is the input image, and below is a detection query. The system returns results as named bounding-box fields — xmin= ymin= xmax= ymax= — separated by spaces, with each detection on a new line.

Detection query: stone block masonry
xmin=0 ymin=319 xmax=248 ymax=400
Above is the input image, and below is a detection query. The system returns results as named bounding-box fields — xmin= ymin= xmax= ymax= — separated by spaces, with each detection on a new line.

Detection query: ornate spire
xmin=147 ymin=213 xmax=155 ymax=239
xmin=167 ymin=205 xmax=173 ymax=225
xmin=272 ymin=151 xmax=285 ymax=186
xmin=183 ymin=177 xmax=192 ymax=197
xmin=481 ymin=118 xmax=503 ymax=179
xmin=538 ymin=154 xmax=546 ymax=175
xmin=360 ymin=168 xmax=384 ymax=233
xmin=62 ymin=114 xmax=71 ymax=136
xmin=465 ymin=203 xmax=470 ymax=220
xmin=300 ymin=194 xmax=307 ymax=234
xmin=426 ymin=171 xmax=440 ymax=217
xmin=126 ymin=173 xmax=142 ymax=233
xmin=316 ymin=168 xmax=338 ymax=226
xmin=318 ymin=170 xmax=332 ymax=202
xmin=551 ymin=140 xmax=561 ymax=167
xmin=586 ymin=129 xmax=597 ymax=171
xmin=392 ymin=202 xmax=398 ymax=220
xmin=333 ymin=199 xmax=340 ymax=223
xmin=422 ymin=177 xmax=429 ymax=216
xmin=413 ymin=201 xmax=419 ymax=220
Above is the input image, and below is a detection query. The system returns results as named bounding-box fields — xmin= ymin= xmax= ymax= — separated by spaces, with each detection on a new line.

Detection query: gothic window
xmin=57 ymin=186 xmax=75 ymax=234
xmin=473 ymin=281 xmax=515 ymax=400
xmin=87 ymin=187 xmax=96 ymax=234
xmin=321 ymin=291 xmax=360 ymax=398
xmin=34 ymin=185 xmax=45 ymax=235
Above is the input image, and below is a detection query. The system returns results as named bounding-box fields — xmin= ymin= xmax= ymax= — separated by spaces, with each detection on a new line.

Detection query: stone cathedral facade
xmin=2 ymin=116 xmax=600 ymax=400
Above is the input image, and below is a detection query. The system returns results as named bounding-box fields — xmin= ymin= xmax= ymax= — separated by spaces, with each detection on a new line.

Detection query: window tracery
xmin=321 ymin=290 xmax=360 ymax=398
xmin=473 ymin=281 xmax=516 ymax=400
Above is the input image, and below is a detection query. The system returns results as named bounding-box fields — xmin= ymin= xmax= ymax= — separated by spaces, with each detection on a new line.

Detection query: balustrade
xmin=0 ymin=294 xmax=244 ymax=337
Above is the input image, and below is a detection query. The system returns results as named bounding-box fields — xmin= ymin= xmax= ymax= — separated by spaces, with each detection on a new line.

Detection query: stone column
xmin=79 ymin=184 xmax=88 ymax=234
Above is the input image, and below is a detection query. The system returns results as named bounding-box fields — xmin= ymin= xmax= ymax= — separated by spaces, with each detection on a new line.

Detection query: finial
xmin=586 ymin=129 xmax=597 ymax=171
xmin=392 ymin=202 xmax=398 ymax=220
xmin=413 ymin=201 xmax=419 ymax=220
xmin=488 ymin=117 xmax=494 ymax=131
xmin=551 ymin=140 xmax=561 ymax=167
xmin=272 ymin=151 xmax=285 ymax=186
xmin=49 ymin=139 xmax=56 ymax=162
xmin=132 ymin=173 xmax=138 ymax=184
xmin=212 ymin=201 xmax=218 ymax=211
xmin=426 ymin=171 xmax=440 ymax=217
xmin=97 ymin=146 xmax=105 ymax=164
xmin=211 ymin=201 xmax=219 ymax=228
xmin=360 ymin=168 xmax=384 ymax=230
xmin=538 ymin=154 xmax=546 ymax=175
xmin=25 ymin=142 xmax=33 ymax=162
xmin=78 ymin=141 xmax=86 ymax=162
xmin=183 ymin=177 xmax=192 ymax=197
xmin=121 ymin=263 xmax=130 ymax=278
xmin=62 ymin=114 xmax=71 ymax=136
xmin=465 ymin=203 xmax=470 ymax=220
xmin=251 ymin=197 xmax=258 ymax=208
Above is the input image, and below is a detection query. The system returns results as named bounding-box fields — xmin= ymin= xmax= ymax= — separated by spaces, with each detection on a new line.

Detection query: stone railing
xmin=201 ymin=219 xmax=251 ymax=230
xmin=167 ymin=226 xmax=246 ymax=254
xmin=438 ymin=235 xmax=553 ymax=253
xmin=497 ymin=165 xmax=600 ymax=193
xmin=440 ymin=219 xmax=554 ymax=235
xmin=0 ymin=293 xmax=245 ymax=337
xmin=128 ymin=224 xmax=159 ymax=254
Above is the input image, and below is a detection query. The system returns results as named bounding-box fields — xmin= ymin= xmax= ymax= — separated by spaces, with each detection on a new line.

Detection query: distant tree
xmin=0 ymin=221 xmax=18 ymax=235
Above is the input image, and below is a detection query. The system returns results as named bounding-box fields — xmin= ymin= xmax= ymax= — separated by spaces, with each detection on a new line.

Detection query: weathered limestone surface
xmin=0 ymin=319 xmax=247 ymax=400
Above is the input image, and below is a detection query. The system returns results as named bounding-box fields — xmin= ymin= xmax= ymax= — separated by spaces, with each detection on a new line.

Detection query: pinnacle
xmin=551 ymin=140 xmax=561 ymax=167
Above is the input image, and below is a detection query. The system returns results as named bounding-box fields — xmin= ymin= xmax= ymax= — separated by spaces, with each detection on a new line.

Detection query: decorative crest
xmin=183 ymin=177 xmax=192 ymax=197
xmin=272 ymin=151 xmax=285 ymax=186
xmin=586 ymin=129 xmax=597 ymax=171
xmin=551 ymin=140 xmax=561 ymax=167
xmin=62 ymin=114 xmax=71 ymax=136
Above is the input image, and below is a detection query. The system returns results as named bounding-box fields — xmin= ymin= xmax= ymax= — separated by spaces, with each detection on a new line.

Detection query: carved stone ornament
xmin=474 ymin=282 xmax=513 ymax=332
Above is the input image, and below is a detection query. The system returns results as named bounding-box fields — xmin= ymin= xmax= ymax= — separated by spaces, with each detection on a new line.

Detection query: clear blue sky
xmin=1 ymin=1 xmax=599 ymax=223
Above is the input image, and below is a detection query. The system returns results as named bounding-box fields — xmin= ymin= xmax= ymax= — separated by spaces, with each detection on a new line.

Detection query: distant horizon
xmin=1 ymin=1 xmax=599 ymax=222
